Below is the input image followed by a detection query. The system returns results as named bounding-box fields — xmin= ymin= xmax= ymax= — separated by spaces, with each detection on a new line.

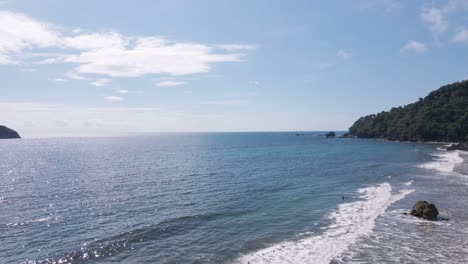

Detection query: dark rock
xmin=0 ymin=125 xmax=21 ymax=139
xmin=325 ymin=132 xmax=335 ymax=138
xmin=339 ymin=133 xmax=355 ymax=138
xmin=410 ymin=201 xmax=439 ymax=221
xmin=446 ymin=143 xmax=468 ymax=151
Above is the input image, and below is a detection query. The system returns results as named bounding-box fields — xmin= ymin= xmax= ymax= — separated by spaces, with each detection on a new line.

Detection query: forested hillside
xmin=349 ymin=80 xmax=468 ymax=142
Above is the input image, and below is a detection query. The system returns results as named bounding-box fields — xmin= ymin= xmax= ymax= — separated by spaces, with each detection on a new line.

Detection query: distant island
xmin=349 ymin=80 xmax=468 ymax=143
xmin=0 ymin=125 xmax=21 ymax=139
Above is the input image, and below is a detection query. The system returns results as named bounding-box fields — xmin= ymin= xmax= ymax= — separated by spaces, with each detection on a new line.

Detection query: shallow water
xmin=0 ymin=133 xmax=465 ymax=263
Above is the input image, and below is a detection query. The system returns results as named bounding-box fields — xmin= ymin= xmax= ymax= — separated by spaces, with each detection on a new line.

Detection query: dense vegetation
xmin=349 ymin=80 xmax=468 ymax=142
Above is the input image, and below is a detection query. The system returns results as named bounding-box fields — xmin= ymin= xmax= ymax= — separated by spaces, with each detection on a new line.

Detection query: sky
xmin=1 ymin=0 xmax=468 ymax=137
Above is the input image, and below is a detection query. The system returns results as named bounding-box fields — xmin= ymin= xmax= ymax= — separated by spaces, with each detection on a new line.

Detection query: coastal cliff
xmin=349 ymin=80 xmax=468 ymax=143
xmin=0 ymin=125 xmax=21 ymax=139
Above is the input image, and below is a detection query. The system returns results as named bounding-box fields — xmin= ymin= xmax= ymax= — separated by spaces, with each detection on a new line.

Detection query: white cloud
xmin=54 ymin=78 xmax=67 ymax=82
xmin=336 ymin=49 xmax=352 ymax=59
xmin=64 ymin=37 xmax=245 ymax=77
xmin=118 ymin=89 xmax=129 ymax=94
xmin=0 ymin=10 xmax=255 ymax=79
xmin=0 ymin=10 xmax=60 ymax=64
xmin=401 ymin=41 xmax=428 ymax=53
xmin=104 ymin=96 xmax=123 ymax=102
xmin=62 ymin=32 xmax=127 ymax=50
xmin=421 ymin=1 xmax=461 ymax=37
xmin=421 ymin=8 xmax=448 ymax=36
xmin=156 ymin=81 xmax=186 ymax=87
xmin=90 ymin=78 xmax=110 ymax=87
xmin=454 ymin=29 xmax=468 ymax=42
xmin=64 ymin=71 xmax=89 ymax=80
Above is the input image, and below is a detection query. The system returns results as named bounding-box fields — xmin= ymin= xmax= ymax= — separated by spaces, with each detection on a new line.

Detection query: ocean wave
xmin=403 ymin=180 xmax=414 ymax=186
xmin=5 ymin=216 xmax=63 ymax=228
xmin=26 ymin=211 xmax=248 ymax=264
xmin=234 ymin=183 xmax=413 ymax=264
xmin=418 ymin=150 xmax=464 ymax=173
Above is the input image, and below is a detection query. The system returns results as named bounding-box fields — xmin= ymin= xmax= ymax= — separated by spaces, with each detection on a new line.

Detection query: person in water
xmin=342 ymin=195 xmax=345 ymax=201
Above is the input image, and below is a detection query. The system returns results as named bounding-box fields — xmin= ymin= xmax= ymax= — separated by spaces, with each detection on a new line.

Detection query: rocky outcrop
xmin=339 ymin=133 xmax=355 ymax=138
xmin=325 ymin=132 xmax=335 ymax=138
xmin=446 ymin=143 xmax=468 ymax=151
xmin=410 ymin=201 xmax=439 ymax=221
xmin=0 ymin=125 xmax=21 ymax=139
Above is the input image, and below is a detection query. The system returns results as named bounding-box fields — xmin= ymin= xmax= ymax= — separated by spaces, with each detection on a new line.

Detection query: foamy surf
xmin=418 ymin=150 xmax=464 ymax=173
xmin=403 ymin=180 xmax=414 ymax=186
xmin=235 ymin=183 xmax=413 ymax=264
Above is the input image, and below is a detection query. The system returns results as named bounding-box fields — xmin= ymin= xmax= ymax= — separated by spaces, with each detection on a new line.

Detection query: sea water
xmin=0 ymin=132 xmax=466 ymax=263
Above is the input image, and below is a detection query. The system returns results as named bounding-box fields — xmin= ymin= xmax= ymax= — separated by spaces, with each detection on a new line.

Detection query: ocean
xmin=0 ymin=132 xmax=467 ymax=264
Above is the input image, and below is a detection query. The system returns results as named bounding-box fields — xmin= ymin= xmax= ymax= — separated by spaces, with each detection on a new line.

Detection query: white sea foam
xmin=235 ymin=183 xmax=413 ymax=264
xmin=418 ymin=150 xmax=464 ymax=173
xmin=403 ymin=180 xmax=414 ymax=186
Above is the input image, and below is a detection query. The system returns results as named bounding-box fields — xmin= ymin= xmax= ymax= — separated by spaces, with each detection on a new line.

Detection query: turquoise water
xmin=0 ymin=132 xmax=466 ymax=263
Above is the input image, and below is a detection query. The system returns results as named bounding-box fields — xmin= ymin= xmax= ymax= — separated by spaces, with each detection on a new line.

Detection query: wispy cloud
xmin=0 ymin=10 xmax=60 ymax=64
xmin=336 ymin=49 xmax=352 ymax=59
xmin=454 ymin=29 xmax=468 ymax=42
xmin=90 ymin=78 xmax=111 ymax=87
xmin=0 ymin=10 xmax=256 ymax=79
xmin=104 ymin=96 xmax=123 ymax=102
xmin=114 ymin=89 xmax=143 ymax=95
xmin=0 ymin=101 xmax=174 ymax=137
xmin=217 ymin=44 xmax=258 ymax=51
xmin=421 ymin=8 xmax=449 ymax=36
xmin=54 ymin=78 xmax=67 ymax=82
xmin=156 ymin=81 xmax=186 ymax=87
xmin=420 ymin=1 xmax=464 ymax=38
xmin=401 ymin=41 xmax=427 ymax=53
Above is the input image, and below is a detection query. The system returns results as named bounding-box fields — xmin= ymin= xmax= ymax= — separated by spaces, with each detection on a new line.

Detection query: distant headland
xmin=0 ymin=125 xmax=21 ymax=139
xmin=348 ymin=80 xmax=468 ymax=144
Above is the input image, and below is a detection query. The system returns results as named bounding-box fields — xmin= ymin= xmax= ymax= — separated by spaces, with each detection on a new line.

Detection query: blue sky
xmin=1 ymin=0 xmax=468 ymax=137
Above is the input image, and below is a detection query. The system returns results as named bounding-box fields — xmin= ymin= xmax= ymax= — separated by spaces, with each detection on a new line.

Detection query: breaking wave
xmin=235 ymin=183 xmax=413 ymax=264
